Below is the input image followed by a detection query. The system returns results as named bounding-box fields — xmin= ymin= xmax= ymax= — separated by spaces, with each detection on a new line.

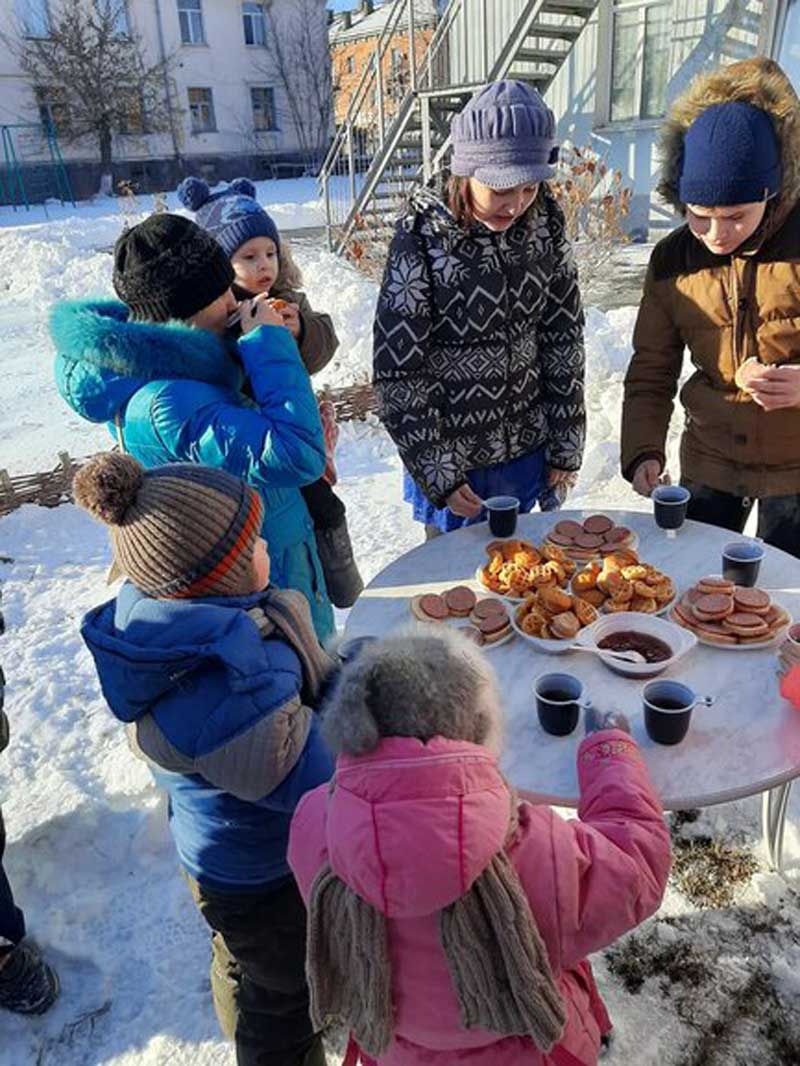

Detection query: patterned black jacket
xmin=373 ymin=180 xmax=586 ymax=509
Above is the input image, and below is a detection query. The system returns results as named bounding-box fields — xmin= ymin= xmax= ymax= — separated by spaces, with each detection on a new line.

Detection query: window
xmin=251 ymin=86 xmax=277 ymax=131
xmin=242 ymin=2 xmax=266 ymax=46
xmin=188 ymin=87 xmax=216 ymax=132
xmin=115 ymin=88 xmax=145 ymax=135
xmin=391 ymin=48 xmax=405 ymax=68
xmin=35 ymin=85 xmax=69 ymax=136
xmin=778 ymin=0 xmax=800 ymax=92
xmin=345 ymin=55 xmax=355 ymax=74
xmin=178 ymin=0 xmax=205 ymax=45
xmin=95 ymin=0 xmax=129 ymax=36
xmin=610 ymin=1 xmax=670 ymax=122
xmin=17 ymin=0 xmax=51 ymax=38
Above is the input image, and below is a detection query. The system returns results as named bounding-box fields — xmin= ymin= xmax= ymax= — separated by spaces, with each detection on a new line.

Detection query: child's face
xmin=686 ymin=200 xmax=768 ymax=256
xmin=231 ymin=237 xmax=280 ymax=295
xmin=468 ymin=178 xmax=540 ymax=232
xmin=252 ymin=537 xmax=271 ymax=591
xmin=187 ymin=288 xmax=238 ymax=335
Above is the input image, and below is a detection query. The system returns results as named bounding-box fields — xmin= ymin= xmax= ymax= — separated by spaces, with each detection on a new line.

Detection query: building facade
xmin=0 ymin=0 xmax=332 ymax=200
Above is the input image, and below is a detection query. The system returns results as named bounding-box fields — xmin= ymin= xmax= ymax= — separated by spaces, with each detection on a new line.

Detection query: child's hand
xmin=241 ymin=295 xmax=284 ymax=333
xmin=585 ymin=706 xmax=631 ymax=735
xmin=272 ymin=300 xmax=302 ymax=338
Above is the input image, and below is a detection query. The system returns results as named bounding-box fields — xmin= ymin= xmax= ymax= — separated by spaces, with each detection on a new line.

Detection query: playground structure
xmin=0 ymin=122 xmax=74 ymax=210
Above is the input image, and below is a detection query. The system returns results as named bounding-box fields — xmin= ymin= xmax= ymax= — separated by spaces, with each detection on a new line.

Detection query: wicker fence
xmin=0 ymin=383 xmax=378 ymax=519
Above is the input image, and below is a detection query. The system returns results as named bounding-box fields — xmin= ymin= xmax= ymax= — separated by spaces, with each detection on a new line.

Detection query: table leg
xmin=762 ymin=782 xmax=793 ymax=873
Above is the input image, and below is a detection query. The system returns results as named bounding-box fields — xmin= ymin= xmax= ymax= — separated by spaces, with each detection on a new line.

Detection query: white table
xmin=345 ymin=510 xmax=800 ymax=872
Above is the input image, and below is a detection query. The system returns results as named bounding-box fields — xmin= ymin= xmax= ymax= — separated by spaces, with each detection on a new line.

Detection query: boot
xmin=315 ymin=520 xmax=364 ymax=609
xmin=0 ymin=942 xmax=60 ymax=1015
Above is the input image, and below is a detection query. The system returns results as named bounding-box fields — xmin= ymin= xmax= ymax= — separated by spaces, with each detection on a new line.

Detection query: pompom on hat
xmin=450 ymin=80 xmax=559 ymax=189
xmin=678 ymin=101 xmax=782 ymax=207
xmin=177 ymin=176 xmax=281 ymax=257
xmin=73 ymin=453 xmax=264 ymax=599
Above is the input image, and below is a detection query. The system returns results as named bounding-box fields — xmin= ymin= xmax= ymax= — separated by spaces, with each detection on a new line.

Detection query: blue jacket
xmin=51 ymin=300 xmax=334 ymax=642
xmin=81 ymin=583 xmax=335 ymax=890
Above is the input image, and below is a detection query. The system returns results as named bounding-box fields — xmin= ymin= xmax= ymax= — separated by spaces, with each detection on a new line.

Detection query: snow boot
xmin=315 ymin=520 xmax=364 ymax=609
xmin=0 ymin=942 xmax=60 ymax=1015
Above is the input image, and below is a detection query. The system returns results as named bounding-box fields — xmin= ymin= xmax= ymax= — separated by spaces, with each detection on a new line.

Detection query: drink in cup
xmin=652 ymin=484 xmax=691 ymax=533
xmin=534 ymin=672 xmax=590 ymax=737
xmin=721 ymin=540 xmax=765 ymax=587
xmin=484 ymin=495 xmax=520 ymax=538
xmin=643 ymin=680 xmax=714 ymax=745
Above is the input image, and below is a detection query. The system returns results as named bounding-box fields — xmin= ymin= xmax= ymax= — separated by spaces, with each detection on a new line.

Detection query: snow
xmin=1 ymin=182 xmax=799 ymax=1063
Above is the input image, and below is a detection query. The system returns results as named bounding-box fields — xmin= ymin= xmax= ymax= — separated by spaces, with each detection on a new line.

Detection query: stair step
xmin=507 ymin=70 xmax=551 ymax=86
xmin=541 ymin=0 xmax=597 ymax=13
xmin=527 ymin=23 xmax=583 ymax=41
xmin=515 ymin=47 xmax=569 ymax=65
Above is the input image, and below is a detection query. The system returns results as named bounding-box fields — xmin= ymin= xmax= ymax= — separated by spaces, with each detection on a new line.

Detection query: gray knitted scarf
xmin=306 ymin=807 xmax=567 ymax=1058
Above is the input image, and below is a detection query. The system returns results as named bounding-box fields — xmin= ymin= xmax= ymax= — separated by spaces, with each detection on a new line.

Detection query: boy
xmin=76 ymin=452 xmax=333 ymax=1066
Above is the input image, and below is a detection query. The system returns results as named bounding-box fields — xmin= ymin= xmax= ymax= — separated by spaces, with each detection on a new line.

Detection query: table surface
xmin=344 ymin=510 xmax=800 ymax=810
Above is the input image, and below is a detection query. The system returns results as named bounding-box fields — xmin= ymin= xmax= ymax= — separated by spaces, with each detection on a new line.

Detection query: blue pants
xmin=0 ymin=809 xmax=25 ymax=956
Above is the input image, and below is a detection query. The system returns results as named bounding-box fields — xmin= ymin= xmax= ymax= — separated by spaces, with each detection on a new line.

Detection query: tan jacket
xmin=621 ymin=58 xmax=800 ymax=497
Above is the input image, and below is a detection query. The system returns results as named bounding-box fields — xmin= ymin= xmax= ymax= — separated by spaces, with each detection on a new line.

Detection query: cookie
xmin=574 ymin=532 xmax=605 ymax=549
xmin=548 ymin=531 xmax=576 ymax=547
xmin=604 ymin=525 xmax=632 ymax=544
xmin=692 ymin=593 xmax=734 ymax=622
xmin=696 ymin=576 xmax=735 ymax=596
xmin=411 ymin=593 xmax=449 ymax=622
xmin=694 ymin=621 xmax=738 ymax=645
xmin=458 ymin=626 xmax=485 ymax=647
xmin=444 ymin=585 xmax=477 ymax=617
xmin=554 ymin=520 xmax=584 ymax=540
xmin=721 ymin=612 xmax=770 ymax=637
xmin=583 ymin=515 xmax=614 ymax=535
xmin=732 ymin=587 xmax=770 ymax=615
xmin=472 ymin=598 xmax=507 ymax=620
xmin=550 ymin=611 xmax=581 ymax=640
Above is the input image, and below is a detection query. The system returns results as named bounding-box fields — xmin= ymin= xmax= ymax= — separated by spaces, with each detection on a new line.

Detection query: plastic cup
xmin=484 ymin=495 xmax=520 ymax=538
xmin=643 ymin=680 xmax=713 ymax=745
xmin=721 ymin=540 xmax=765 ymax=588
xmin=652 ymin=485 xmax=691 ymax=533
xmin=534 ymin=672 xmax=590 ymax=737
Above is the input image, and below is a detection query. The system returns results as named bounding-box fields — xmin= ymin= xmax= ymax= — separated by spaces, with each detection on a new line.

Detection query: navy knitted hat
xmin=678 ymin=101 xmax=782 ymax=207
xmin=450 ymin=81 xmax=559 ymax=189
xmin=177 ymin=177 xmax=281 ymax=257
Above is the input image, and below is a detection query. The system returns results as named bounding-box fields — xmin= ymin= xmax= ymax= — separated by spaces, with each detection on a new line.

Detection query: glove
xmin=585 ymin=706 xmax=631 ymax=735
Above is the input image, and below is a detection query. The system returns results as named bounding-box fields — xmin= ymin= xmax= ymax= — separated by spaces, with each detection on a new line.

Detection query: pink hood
xmin=325 ymin=736 xmax=511 ymax=918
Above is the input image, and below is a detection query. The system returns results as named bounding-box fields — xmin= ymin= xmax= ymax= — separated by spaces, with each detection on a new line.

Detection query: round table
xmin=344 ymin=510 xmax=800 ymax=872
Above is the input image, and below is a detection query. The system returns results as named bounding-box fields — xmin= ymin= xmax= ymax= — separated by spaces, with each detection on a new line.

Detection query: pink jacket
xmin=288 ymin=731 xmax=671 ymax=1066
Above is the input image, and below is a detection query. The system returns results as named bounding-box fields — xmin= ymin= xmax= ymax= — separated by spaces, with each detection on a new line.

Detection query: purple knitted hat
xmin=450 ymin=81 xmax=559 ymax=189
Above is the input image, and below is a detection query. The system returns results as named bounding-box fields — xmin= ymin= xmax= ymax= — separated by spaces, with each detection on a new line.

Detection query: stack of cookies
xmin=671 ymin=577 xmax=790 ymax=646
xmin=410 ymin=587 xmax=512 ymax=647
xmin=514 ymin=584 xmax=599 ymax=643
xmin=572 ymin=551 xmax=675 ymax=615
xmin=479 ymin=539 xmax=576 ymax=598
xmin=544 ymin=515 xmax=636 ymax=562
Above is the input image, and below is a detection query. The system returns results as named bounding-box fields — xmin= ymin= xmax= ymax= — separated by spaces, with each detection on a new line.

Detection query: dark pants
xmin=682 ymin=478 xmax=800 ymax=560
xmin=187 ymin=875 xmax=325 ymax=1066
xmin=0 ymin=810 xmax=26 ymax=958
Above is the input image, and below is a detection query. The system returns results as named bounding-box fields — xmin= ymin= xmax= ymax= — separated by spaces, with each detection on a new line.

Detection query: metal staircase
xmin=321 ymin=0 xmax=600 ymax=257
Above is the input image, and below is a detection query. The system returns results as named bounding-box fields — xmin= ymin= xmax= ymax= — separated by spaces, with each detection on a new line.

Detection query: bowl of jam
xmin=576 ymin=613 xmax=696 ymax=678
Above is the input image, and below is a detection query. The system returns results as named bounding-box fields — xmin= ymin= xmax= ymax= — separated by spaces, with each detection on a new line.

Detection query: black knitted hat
xmin=113 ymin=214 xmax=235 ymax=322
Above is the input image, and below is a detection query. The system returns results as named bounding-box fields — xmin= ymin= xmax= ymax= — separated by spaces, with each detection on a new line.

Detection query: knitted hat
xmin=73 ymin=453 xmax=264 ymax=599
xmin=450 ymin=80 xmax=559 ymax=189
xmin=323 ymin=628 xmax=502 ymax=757
xmin=678 ymin=101 xmax=782 ymax=207
xmin=177 ymin=177 xmax=281 ymax=257
xmin=113 ymin=214 xmax=234 ymax=323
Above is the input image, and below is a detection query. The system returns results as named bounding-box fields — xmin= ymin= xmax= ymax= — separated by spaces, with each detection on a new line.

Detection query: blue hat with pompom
xmin=177 ymin=176 xmax=281 ymax=257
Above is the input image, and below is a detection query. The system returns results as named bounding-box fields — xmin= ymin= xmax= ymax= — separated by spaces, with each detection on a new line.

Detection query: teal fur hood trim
xmin=51 ymin=299 xmax=244 ymax=424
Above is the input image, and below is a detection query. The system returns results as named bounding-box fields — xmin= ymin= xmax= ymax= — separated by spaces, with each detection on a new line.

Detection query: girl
xmin=288 ymin=628 xmax=671 ymax=1066
xmin=178 ymin=177 xmax=363 ymax=607
xmin=51 ymin=212 xmax=335 ymax=642
xmin=373 ymin=80 xmax=586 ymax=539
xmin=622 ymin=57 xmax=800 ymax=557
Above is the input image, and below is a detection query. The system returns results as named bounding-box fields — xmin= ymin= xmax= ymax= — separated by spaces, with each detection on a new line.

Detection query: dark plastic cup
xmin=643 ymin=680 xmax=713 ymax=745
xmin=721 ymin=540 xmax=765 ymax=588
xmin=485 ymin=495 xmax=520 ymax=538
xmin=652 ymin=485 xmax=691 ymax=532
xmin=534 ymin=672 xmax=589 ymax=737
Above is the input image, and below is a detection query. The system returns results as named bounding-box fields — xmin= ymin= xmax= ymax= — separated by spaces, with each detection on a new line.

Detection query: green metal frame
xmin=0 ymin=122 xmax=75 ymax=210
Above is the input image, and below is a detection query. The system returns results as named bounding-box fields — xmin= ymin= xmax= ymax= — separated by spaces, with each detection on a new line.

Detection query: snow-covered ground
xmin=1 ymin=180 xmax=799 ymax=1064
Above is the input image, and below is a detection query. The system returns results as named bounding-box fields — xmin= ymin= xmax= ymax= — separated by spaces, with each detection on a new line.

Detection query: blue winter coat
xmin=51 ymin=300 xmax=334 ymax=642
xmin=81 ymin=583 xmax=335 ymax=890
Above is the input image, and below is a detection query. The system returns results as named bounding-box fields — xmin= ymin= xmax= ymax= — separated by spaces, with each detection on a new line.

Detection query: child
xmin=373 ymin=81 xmax=586 ymax=539
xmin=288 ymin=628 xmax=671 ymax=1066
xmin=51 ymin=213 xmax=335 ymax=643
xmin=622 ymin=57 xmax=800 ymax=557
xmin=178 ymin=176 xmax=364 ymax=607
xmin=76 ymin=452 xmax=334 ymax=1066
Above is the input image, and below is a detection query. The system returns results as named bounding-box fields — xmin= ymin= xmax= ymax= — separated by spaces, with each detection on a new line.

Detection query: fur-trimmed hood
xmin=51 ymin=299 xmax=244 ymax=424
xmin=658 ymin=57 xmax=800 ymax=218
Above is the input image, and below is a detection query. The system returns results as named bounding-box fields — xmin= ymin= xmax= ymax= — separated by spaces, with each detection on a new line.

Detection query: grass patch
xmin=670 ymin=836 xmax=759 ymax=909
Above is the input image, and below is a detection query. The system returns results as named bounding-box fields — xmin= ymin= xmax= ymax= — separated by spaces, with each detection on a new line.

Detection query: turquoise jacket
xmin=51 ymin=300 xmax=334 ymax=642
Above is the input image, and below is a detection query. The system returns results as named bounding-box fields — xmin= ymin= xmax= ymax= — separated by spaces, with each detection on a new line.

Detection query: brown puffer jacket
xmin=621 ymin=57 xmax=800 ymax=498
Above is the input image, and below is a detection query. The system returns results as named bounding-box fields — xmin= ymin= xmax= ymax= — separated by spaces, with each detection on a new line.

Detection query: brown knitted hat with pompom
xmin=73 ymin=453 xmax=264 ymax=598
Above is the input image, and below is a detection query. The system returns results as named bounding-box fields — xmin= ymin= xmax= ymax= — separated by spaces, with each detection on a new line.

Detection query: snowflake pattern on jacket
xmin=373 ymin=179 xmax=586 ymax=509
